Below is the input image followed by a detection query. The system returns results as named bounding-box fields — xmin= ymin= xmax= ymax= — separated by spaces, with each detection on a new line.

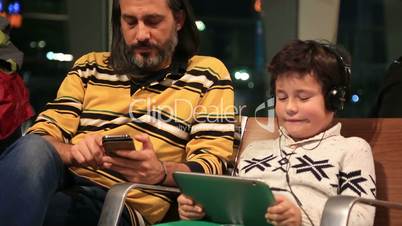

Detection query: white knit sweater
xmin=237 ymin=123 xmax=376 ymax=226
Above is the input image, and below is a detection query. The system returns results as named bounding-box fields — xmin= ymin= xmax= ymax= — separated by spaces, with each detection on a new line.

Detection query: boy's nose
xmin=285 ymin=99 xmax=298 ymax=114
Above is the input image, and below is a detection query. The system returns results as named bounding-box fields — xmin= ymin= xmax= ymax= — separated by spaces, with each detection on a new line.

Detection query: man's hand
xmin=70 ymin=134 xmax=105 ymax=168
xmin=265 ymin=195 xmax=302 ymax=226
xmin=101 ymin=134 xmax=165 ymax=184
xmin=42 ymin=134 xmax=105 ymax=168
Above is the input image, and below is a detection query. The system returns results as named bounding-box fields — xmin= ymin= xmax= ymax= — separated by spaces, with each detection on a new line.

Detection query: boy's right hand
xmin=178 ymin=194 xmax=205 ymax=220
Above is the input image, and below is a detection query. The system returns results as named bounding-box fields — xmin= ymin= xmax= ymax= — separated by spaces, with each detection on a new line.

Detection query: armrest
xmin=320 ymin=195 xmax=402 ymax=226
xmin=97 ymin=183 xmax=180 ymax=226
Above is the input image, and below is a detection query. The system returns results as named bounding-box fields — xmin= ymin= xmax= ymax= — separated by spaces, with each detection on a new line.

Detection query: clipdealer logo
xmin=253 ymin=97 xmax=275 ymax=132
xmin=128 ymin=97 xmax=243 ymax=124
xmin=127 ymin=97 xmax=276 ymax=132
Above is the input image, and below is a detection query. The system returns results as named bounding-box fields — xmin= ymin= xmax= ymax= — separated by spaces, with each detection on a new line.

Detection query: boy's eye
xmin=298 ymin=95 xmax=312 ymax=101
xmin=276 ymin=94 xmax=287 ymax=101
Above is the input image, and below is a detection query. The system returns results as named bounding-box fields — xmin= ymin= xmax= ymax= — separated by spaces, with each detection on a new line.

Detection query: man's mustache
xmin=128 ymin=41 xmax=159 ymax=51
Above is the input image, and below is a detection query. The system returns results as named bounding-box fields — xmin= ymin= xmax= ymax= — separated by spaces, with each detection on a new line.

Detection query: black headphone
xmin=320 ymin=44 xmax=352 ymax=112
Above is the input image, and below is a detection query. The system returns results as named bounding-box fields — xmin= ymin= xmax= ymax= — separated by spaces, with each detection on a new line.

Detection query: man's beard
xmin=123 ymin=29 xmax=178 ymax=75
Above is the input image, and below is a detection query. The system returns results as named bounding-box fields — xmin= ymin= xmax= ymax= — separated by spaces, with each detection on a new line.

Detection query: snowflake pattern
xmin=292 ymin=155 xmax=334 ymax=181
xmin=338 ymin=170 xmax=368 ymax=196
xmin=241 ymin=154 xmax=277 ymax=173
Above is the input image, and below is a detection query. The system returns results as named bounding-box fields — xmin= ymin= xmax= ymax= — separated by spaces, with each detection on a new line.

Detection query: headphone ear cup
xmin=325 ymin=89 xmax=336 ymax=111
xmin=326 ymin=87 xmax=347 ymax=111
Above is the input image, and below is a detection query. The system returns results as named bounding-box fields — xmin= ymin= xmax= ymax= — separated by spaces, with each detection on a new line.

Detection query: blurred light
xmin=254 ymin=0 xmax=261 ymax=13
xmin=351 ymin=94 xmax=360 ymax=103
xmin=0 ymin=3 xmax=3 ymax=12
xmin=38 ymin=40 xmax=46 ymax=48
xmin=46 ymin=51 xmax=74 ymax=62
xmin=195 ymin=20 xmax=206 ymax=31
xmin=46 ymin=51 xmax=54 ymax=60
xmin=241 ymin=72 xmax=250 ymax=81
xmin=7 ymin=3 xmax=14 ymax=13
xmin=248 ymin=82 xmax=255 ymax=89
xmin=234 ymin=72 xmax=241 ymax=80
xmin=234 ymin=70 xmax=250 ymax=81
xmin=7 ymin=2 xmax=21 ymax=14
xmin=29 ymin=41 xmax=37 ymax=48
xmin=8 ymin=14 xmax=22 ymax=28
xmin=13 ymin=2 xmax=21 ymax=13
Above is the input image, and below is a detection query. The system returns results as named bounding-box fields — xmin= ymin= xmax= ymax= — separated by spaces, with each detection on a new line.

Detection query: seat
xmin=320 ymin=195 xmax=402 ymax=226
xmin=97 ymin=183 xmax=180 ymax=226
xmin=244 ymin=117 xmax=402 ymax=225
xmin=98 ymin=117 xmax=402 ymax=226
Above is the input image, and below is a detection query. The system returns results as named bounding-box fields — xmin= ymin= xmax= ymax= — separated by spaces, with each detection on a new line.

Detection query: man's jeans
xmin=0 ymin=134 xmax=131 ymax=226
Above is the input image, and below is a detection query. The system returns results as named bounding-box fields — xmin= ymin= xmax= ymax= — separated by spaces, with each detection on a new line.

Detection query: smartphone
xmin=102 ymin=134 xmax=135 ymax=155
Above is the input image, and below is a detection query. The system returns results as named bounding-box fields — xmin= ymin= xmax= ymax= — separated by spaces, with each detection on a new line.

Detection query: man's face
xmin=275 ymin=72 xmax=334 ymax=140
xmin=119 ymin=0 xmax=184 ymax=72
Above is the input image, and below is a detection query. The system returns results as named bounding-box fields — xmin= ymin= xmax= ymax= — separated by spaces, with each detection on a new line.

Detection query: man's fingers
xmin=102 ymin=154 xmax=138 ymax=169
xmin=134 ymin=134 xmax=154 ymax=151
xmin=87 ymin=137 xmax=104 ymax=164
xmin=70 ymin=147 xmax=86 ymax=165
xmin=79 ymin=142 xmax=99 ymax=168
xmin=103 ymin=162 xmax=138 ymax=180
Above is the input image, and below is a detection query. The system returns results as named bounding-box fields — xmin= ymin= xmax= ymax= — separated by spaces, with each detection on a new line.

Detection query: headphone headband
xmin=320 ymin=43 xmax=351 ymax=112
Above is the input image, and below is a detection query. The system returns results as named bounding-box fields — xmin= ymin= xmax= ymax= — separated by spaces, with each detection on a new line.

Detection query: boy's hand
xmin=265 ymin=195 xmax=302 ymax=226
xmin=178 ymin=194 xmax=205 ymax=220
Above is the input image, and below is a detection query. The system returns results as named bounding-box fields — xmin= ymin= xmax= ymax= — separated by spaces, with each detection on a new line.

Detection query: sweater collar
xmin=279 ymin=122 xmax=342 ymax=149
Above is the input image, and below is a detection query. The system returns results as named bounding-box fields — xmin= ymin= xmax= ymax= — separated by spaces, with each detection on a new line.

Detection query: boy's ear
xmin=174 ymin=10 xmax=185 ymax=31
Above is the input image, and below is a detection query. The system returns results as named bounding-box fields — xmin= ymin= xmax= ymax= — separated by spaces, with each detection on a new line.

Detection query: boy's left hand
xmin=265 ymin=195 xmax=302 ymax=226
xmin=178 ymin=194 xmax=205 ymax=220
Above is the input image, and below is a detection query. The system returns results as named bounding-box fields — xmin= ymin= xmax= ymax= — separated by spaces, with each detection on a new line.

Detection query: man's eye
xmin=145 ymin=17 xmax=162 ymax=26
xmin=123 ymin=17 xmax=137 ymax=26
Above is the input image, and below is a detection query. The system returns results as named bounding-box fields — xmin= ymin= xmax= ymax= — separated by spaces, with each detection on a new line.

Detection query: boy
xmin=177 ymin=40 xmax=376 ymax=226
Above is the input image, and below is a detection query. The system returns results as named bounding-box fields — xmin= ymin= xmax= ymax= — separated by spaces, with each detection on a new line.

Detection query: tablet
xmin=173 ymin=172 xmax=275 ymax=226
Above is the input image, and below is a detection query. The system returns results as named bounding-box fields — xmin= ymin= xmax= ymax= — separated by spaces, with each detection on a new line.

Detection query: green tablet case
xmin=172 ymin=172 xmax=275 ymax=226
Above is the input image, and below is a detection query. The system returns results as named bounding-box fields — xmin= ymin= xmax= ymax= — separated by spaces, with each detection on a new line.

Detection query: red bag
xmin=0 ymin=71 xmax=34 ymax=139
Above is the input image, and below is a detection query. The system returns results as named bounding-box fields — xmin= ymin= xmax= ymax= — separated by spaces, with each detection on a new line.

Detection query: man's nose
xmin=136 ymin=23 xmax=150 ymax=42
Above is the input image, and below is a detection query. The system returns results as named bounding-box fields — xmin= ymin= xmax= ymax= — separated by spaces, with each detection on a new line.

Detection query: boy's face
xmin=275 ymin=72 xmax=334 ymax=141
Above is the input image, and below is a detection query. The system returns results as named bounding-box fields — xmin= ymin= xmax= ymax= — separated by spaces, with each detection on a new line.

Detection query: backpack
xmin=0 ymin=71 xmax=34 ymax=139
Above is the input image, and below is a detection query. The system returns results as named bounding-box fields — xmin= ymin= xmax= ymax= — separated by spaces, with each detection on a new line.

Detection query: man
xmin=0 ymin=0 xmax=235 ymax=225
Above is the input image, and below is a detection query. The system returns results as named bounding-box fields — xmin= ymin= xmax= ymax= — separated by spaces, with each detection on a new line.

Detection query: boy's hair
xmin=268 ymin=40 xmax=352 ymax=111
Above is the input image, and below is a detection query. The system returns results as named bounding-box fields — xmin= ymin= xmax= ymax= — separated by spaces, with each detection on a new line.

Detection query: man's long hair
xmin=108 ymin=0 xmax=200 ymax=75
